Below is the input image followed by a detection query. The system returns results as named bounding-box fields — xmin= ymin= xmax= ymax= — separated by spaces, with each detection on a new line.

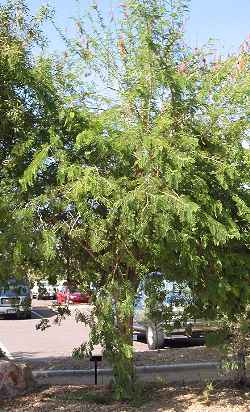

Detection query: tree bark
xmin=110 ymin=272 xmax=138 ymax=400
xmin=112 ymin=314 xmax=135 ymax=400
xmin=236 ymin=346 xmax=247 ymax=386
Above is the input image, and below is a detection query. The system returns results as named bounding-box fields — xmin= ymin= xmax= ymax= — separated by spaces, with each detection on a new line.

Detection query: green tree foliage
xmin=0 ymin=0 xmax=69 ymax=280
xmin=5 ymin=0 xmax=250 ymax=398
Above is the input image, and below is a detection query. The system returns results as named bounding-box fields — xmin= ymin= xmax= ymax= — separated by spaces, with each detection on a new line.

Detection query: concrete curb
xmin=33 ymin=361 xmax=220 ymax=378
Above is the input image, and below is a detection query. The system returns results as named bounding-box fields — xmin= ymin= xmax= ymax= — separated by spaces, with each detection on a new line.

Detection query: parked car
xmin=31 ymin=281 xmax=56 ymax=300
xmin=0 ymin=283 xmax=32 ymax=319
xmin=56 ymin=286 xmax=90 ymax=304
xmin=134 ymin=273 xmax=215 ymax=350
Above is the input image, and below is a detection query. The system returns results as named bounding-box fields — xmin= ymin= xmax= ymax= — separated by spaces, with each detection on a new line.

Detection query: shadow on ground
xmin=12 ymin=344 xmax=221 ymax=372
xmin=1 ymin=382 xmax=250 ymax=411
xmin=136 ymin=333 xmax=205 ymax=348
xmin=31 ymin=306 xmax=56 ymax=319
xmin=13 ymin=354 xmax=94 ymax=371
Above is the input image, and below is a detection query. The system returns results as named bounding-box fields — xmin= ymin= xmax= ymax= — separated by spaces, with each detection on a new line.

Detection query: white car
xmin=0 ymin=284 xmax=32 ymax=319
xmin=31 ymin=281 xmax=56 ymax=300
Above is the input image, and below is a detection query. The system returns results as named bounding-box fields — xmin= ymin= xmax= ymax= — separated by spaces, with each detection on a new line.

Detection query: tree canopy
xmin=0 ymin=0 xmax=249 ymax=399
xmin=0 ymin=0 xmax=71 ymax=279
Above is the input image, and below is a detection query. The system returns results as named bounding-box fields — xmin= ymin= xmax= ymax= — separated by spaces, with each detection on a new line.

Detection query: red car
xmin=56 ymin=286 xmax=90 ymax=304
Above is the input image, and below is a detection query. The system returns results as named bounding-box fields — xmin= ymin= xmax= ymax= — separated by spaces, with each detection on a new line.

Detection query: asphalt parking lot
xmin=0 ymin=300 xmax=205 ymax=370
xmin=0 ymin=302 xmax=228 ymax=387
xmin=0 ymin=300 xmax=150 ymax=365
xmin=0 ymin=301 xmax=90 ymax=361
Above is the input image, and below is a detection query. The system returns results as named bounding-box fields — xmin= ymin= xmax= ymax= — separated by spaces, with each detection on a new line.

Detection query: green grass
xmin=48 ymin=381 xmax=159 ymax=407
xmin=50 ymin=389 xmax=113 ymax=405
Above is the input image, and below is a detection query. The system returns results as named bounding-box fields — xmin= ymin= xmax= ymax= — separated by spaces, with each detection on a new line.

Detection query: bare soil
xmin=20 ymin=346 xmax=221 ymax=371
xmin=1 ymin=382 xmax=250 ymax=411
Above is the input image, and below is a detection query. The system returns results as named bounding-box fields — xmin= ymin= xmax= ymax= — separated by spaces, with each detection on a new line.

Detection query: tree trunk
xmin=236 ymin=346 xmax=247 ymax=386
xmin=96 ymin=272 xmax=139 ymax=399
xmin=109 ymin=271 xmax=138 ymax=400
xmin=111 ymin=313 xmax=136 ymax=400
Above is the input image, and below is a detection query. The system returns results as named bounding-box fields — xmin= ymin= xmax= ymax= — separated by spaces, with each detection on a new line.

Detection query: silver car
xmin=134 ymin=274 xmax=213 ymax=350
xmin=0 ymin=284 xmax=32 ymax=319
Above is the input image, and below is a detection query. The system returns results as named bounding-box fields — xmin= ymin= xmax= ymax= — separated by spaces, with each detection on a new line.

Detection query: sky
xmin=26 ymin=0 xmax=250 ymax=55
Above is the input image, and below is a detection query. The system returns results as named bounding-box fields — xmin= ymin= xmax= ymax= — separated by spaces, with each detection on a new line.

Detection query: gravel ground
xmin=1 ymin=382 xmax=250 ymax=411
xmin=19 ymin=346 xmax=222 ymax=371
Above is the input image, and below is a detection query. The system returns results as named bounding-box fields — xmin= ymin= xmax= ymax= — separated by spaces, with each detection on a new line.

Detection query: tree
xmin=18 ymin=0 xmax=250 ymax=398
xmin=0 ymin=0 xmax=72 ymax=281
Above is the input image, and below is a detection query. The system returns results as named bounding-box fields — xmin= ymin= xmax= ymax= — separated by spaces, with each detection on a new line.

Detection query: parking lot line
xmin=31 ymin=310 xmax=45 ymax=319
xmin=0 ymin=341 xmax=14 ymax=360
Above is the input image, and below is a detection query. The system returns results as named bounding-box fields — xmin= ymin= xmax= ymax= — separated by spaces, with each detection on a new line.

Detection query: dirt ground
xmin=20 ymin=346 xmax=222 ymax=371
xmin=1 ymin=382 xmax=250 ymax=412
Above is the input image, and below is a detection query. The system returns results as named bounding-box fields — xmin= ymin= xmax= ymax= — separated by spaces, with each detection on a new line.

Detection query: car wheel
xmin=146 ymin=324 xmax=165 ymax=350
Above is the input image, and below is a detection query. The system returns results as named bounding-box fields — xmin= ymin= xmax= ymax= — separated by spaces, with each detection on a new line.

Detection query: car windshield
xmin=165 ymin=292 xmax=187 ymax=304
xmin=0 ymin=286 xmax=28 ymax=297
xmin=135 ymin=288 xmax=191 ymax=310
xmin=57 ymin=286 xmax=65 ymax=292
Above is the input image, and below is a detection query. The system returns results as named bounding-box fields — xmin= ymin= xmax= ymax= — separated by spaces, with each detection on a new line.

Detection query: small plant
xmin=48 ymin=383 xmax=150 ymax=407
xmin=206 ymin=311 xmax=250 ymax=387
xmin=202 ymin=380 xmax=214 ymax=403
xmin=53 ymin=389 xmax=112 ymax=405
